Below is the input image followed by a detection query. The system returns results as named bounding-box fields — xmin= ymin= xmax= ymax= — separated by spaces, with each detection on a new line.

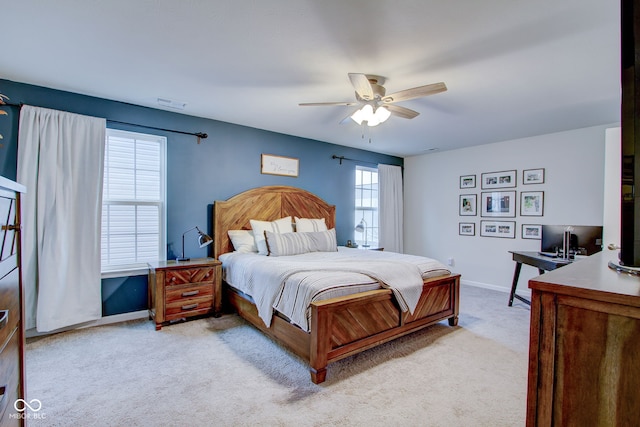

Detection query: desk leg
xmin=508 ymin=262 xmax=522 ymax=306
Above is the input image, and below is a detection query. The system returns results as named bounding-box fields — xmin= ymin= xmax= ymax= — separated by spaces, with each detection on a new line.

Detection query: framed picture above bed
xmin=480 ymin=220 xmax=516 ymax=238
xmin=261 ymin=154 xmax=299 ymax=177
xmin=481 ymin=191 xmax=516 ymax=217
xmin=481 ymin=170 xmax=516 ymax=189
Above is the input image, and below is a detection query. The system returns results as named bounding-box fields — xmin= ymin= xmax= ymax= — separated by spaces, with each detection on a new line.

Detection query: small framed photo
xmin=523 ymin=168 xmax=545 ymax=185
xmin=460 ymin=174 xmax=476 ymax=189
xmin=481 ymin=170 xmax=516 ymax=189
xmin=481 ymin=191 xmax=516 ymax=217
xmin=522 ymin=224 xmax=542 ymax=240
xmin=459 ymin=222 xmax=476 ymax=236
xmin=459 ymin=194 xmax=477 ymax=216
xmin=521 ymin=191 xmax=544 ymax=216
xmin=480 ymin=220 xmax=516 ymax=238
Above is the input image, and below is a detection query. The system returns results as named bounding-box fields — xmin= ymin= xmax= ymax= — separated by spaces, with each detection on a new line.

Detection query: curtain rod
xmin=2 ymin=102 xmax=209 ymax=144
xmin=331 ymin=155 xmax=378 ymax=166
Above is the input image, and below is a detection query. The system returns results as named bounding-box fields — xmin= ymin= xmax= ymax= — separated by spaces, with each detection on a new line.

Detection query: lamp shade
xmin=198 ymin=229 xmax=213 ymax=248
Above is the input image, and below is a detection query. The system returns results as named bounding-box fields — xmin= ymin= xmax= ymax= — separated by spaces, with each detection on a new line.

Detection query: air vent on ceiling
xmin=157 ymin=98 xmax=187 ymax=110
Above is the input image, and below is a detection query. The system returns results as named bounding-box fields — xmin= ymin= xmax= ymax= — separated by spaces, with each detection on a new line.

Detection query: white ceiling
xmin=1 ymin=0 xmax=620 ymax=157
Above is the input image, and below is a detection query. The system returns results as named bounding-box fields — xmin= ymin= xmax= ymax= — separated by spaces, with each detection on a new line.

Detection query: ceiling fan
xmin=299 ymin=73 xmax=447 ymax=126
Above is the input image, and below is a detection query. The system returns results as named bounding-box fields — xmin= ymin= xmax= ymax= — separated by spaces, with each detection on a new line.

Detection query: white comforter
xmin=220 ymin=247 xmax=450 ymax=331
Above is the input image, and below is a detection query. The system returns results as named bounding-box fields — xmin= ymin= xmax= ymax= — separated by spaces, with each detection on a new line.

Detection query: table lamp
xmin=355 ymin=218 xmax=369 ymax=248
xmin=176 ymin=226 xmax=213 ymax=261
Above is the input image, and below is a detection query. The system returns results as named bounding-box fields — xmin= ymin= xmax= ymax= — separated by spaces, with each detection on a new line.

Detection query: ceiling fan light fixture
xmin=374 ymin=106 xmax=391 ymax=123
xmin=350 ymin=108 xmax=366 ymax=125
xmin=350 ymin=104 xmax=390 ymax=127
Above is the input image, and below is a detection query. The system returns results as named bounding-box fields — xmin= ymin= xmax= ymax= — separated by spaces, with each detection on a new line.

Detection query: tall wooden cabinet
xmin=527 ymin=251 xmax=640 ymax=426
xmin=0 ymin=177 xmax=26 ymax=426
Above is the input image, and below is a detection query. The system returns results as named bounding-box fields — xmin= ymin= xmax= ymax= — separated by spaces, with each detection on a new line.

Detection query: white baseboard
xmin=26 ymin=310 xmax=149 ymax=338
xmin=460 ymin=279 xmax=532 ymax=298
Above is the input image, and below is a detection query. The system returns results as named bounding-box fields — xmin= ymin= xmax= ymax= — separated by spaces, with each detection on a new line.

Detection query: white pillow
xmin=294 ymin=217 xmax=328 ymax=232
xmin=227 ymin=230 xmax=257 ymax=253
xmin=250 ymin=216 xmax=293 ymax=255
xmin=265 ymin=228 xmax=337 ymax=257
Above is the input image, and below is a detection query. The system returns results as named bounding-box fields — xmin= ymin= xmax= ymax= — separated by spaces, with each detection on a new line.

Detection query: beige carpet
xmin=24 ymin=285 xmax=531 ymax=426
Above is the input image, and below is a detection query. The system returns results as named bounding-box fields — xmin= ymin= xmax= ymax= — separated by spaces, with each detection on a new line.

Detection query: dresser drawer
xmin=0 ymin=268 xmax=19 ymax=350
xmin=0 ymin=195 xmax=17 ymax=263
xmin=165 ymin=295 xmax=213 ymax=319
xmin=165 ymin=267 xmax=214 ymax=286
xmin=0 ymin=329 xmax=20 ymax=424
xmin=165 ymin=283 xmax=214 ymax=303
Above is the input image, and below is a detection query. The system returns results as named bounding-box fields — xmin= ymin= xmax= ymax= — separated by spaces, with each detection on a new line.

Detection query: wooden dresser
xmin=148 ymin=258 xmax=221 ymax=330
xmin=527 ymin=251 xmax=640 ymax=426
xmin=0 ymin=177 xmax=26 ymax=426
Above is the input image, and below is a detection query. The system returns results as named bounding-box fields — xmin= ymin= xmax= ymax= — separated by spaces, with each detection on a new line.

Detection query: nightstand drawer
xmin=165 ymin=267 xmax=214 ymax=286
xmin=165 ymin=283 xmax=214 ymax=303
xmin=165 ymin=295 xmax=213 ymax=318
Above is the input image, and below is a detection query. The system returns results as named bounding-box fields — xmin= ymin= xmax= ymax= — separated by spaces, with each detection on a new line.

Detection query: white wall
xmin=603 ymin=127 xmax=621 ymax=249
xmin=404 ymin=124 xmax=615 ymax=293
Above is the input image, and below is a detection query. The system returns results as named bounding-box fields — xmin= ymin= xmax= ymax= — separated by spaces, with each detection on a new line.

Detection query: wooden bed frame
xmin=212 ymin=185 xmax=460 ymax=384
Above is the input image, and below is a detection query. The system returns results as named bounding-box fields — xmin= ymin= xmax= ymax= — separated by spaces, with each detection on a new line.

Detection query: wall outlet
xmin=447 ymin=257 xmax=455 ymax=266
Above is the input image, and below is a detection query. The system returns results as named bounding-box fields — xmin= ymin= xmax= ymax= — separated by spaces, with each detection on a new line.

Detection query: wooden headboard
xmin=212 ymin=185 xmax=336 ymax=258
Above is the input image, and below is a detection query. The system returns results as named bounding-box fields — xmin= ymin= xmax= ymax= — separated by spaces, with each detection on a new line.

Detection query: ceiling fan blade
xmin=382 ymin=82 xmax=447 ymax=104
xmin=385 ymin=104 xmax=420 ymax=119
xmin=299 ymin=101 xmax=358 ymax=107
xmin=348 ymin=73 xmax=374 ymax=101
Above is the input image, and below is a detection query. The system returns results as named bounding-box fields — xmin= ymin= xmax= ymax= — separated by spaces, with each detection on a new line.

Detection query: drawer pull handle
xmin=0 ymin=310 xmax=7 ymax=331
xmin=181 ymin=303 xmax=198 ymax=311
xmin=182 ymin=290 xmax=199 ymax=297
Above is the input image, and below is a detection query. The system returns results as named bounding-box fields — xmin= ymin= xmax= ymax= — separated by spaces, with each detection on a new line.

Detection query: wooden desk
xmin=508 ymin=251 xmax=572 ymax=306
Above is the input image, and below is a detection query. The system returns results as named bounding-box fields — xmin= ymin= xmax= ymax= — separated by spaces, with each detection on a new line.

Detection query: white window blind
xmin=101 ymin=129 xmax=166 ymax=272
xmin=355 ymin=166 xmax=379 ymax=247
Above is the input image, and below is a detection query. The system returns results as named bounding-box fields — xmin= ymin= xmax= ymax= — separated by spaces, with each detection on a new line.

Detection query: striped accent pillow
xmin=265 ymin=228 xmax=338 ymax=257
xmin=250 ymin=217 xmax=293 ymax=255
xmin=294 ymin=217 xmax=328 ymax=232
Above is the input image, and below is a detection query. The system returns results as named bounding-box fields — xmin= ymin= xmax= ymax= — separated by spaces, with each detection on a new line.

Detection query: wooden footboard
xmin=225 ymin=273 xmax=460 ymax=384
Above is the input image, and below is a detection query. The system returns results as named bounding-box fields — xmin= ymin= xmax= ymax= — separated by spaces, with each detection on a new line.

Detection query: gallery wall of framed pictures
xmin=458 ymin=168 xmax=546 ymax=239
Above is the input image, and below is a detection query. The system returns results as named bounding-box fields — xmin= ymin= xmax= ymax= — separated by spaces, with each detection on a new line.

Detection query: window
xmin=101 ymin=129 xmax=166 ymax=273
xmin=355 ymin=166 xmax=379 ymax=248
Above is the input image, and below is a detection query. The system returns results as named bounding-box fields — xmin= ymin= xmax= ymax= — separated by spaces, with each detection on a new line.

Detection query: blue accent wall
xmin=0 ymin=79 xmax=403 ymax=315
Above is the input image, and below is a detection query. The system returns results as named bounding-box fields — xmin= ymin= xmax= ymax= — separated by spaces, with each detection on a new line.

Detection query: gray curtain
xmin=18 ymin=106 xmax=106 ymax=332
xmin=378 ymin=164 xmax=403 ymax=253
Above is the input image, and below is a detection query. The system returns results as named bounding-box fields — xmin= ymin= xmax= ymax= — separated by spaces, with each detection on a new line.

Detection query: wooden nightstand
xmin=147 ymin=258 xmax=222 ymax=330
